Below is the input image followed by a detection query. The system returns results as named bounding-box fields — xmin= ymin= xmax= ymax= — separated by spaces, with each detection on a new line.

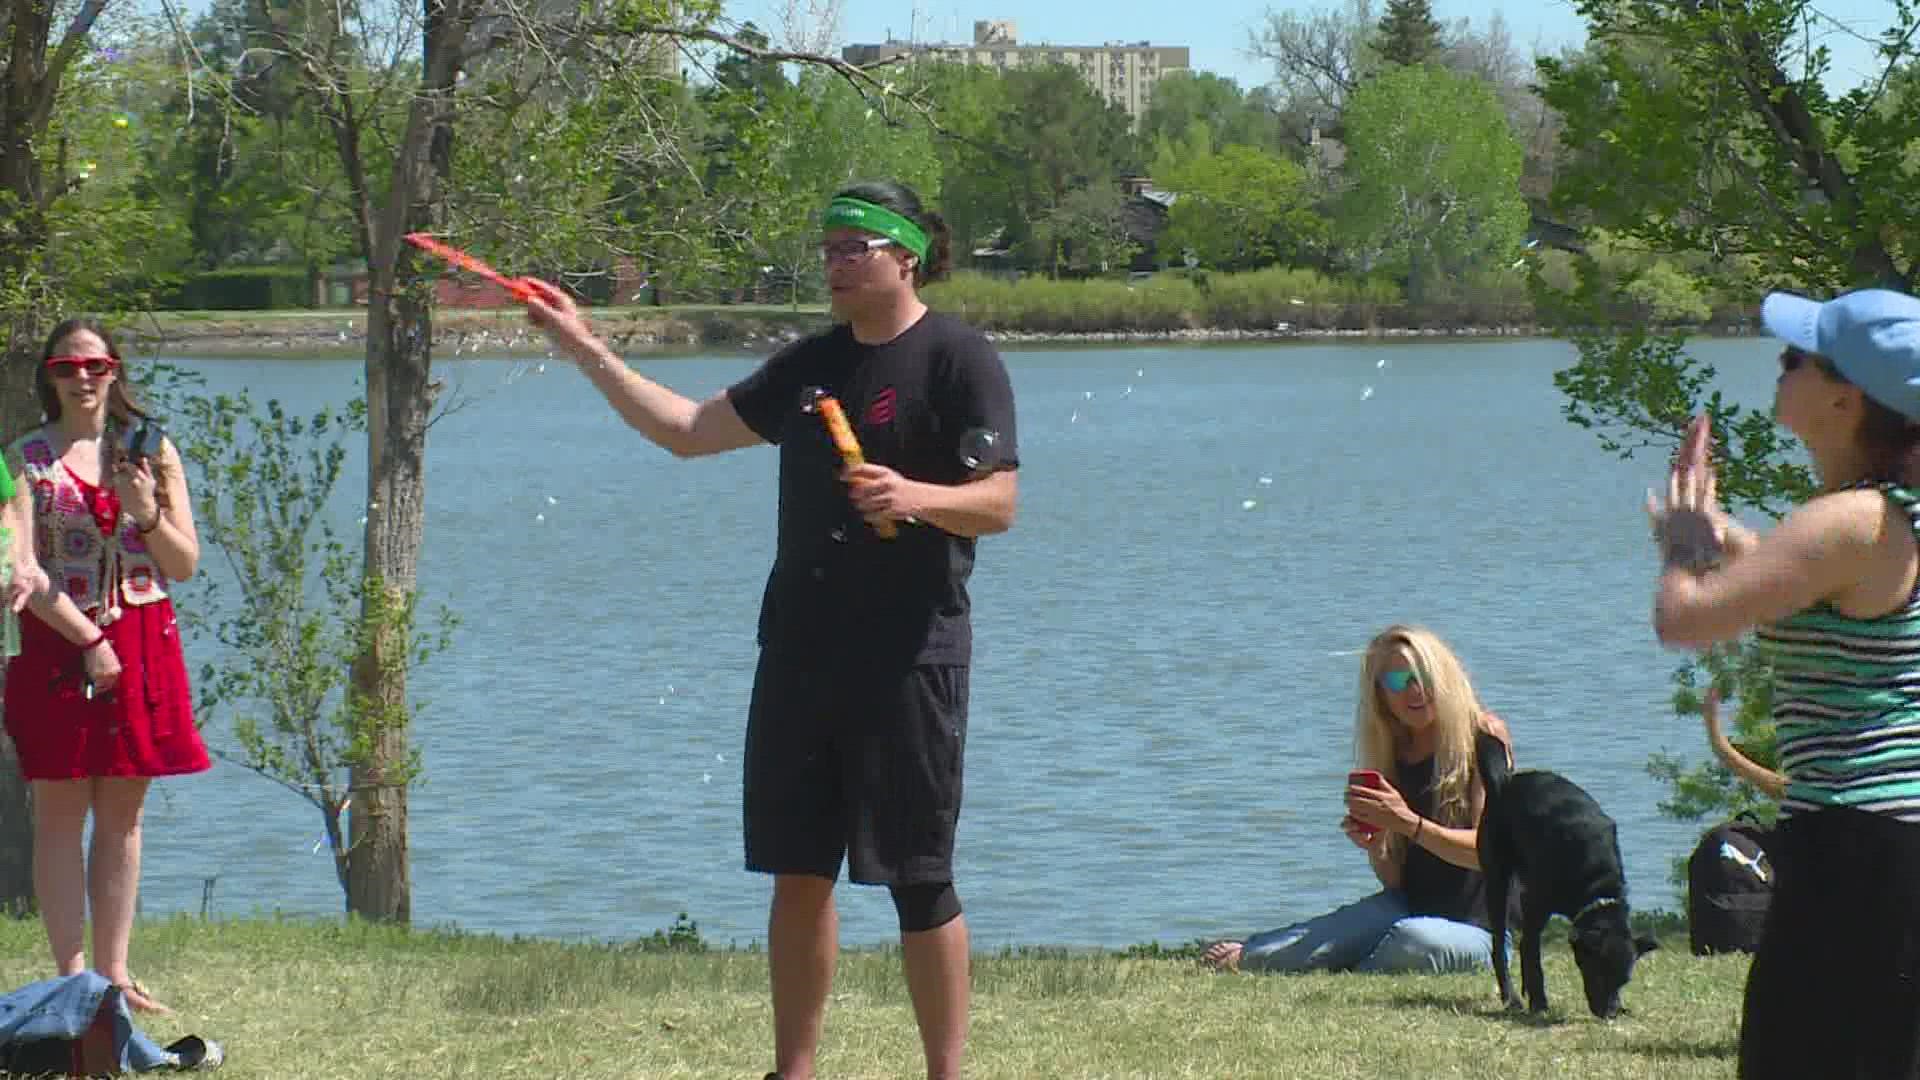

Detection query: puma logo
xmin=1719 ymin=841 xmax=1771 ymax=883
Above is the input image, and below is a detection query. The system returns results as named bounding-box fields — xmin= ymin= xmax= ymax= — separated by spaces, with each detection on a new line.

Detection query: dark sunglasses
xmin=45 ymin=354 xmax=117 ymax=378
xmin=1779 ymin=346 xmax=1837 ymax=376
xmin=1378 ymin=669 xmax=1421 ymax=693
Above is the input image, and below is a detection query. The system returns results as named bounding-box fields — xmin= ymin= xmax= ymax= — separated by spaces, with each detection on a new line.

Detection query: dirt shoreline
xmin=121 ymin=309 xmax=1715 ymax=357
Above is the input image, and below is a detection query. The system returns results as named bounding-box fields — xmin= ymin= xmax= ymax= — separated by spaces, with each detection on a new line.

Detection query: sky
xmin=723 ymin=0 xmax=1902 ymax=92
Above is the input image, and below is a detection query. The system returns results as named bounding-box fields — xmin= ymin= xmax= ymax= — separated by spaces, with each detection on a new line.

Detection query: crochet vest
xmin=13 ymin=429 xmax=168 ymax=625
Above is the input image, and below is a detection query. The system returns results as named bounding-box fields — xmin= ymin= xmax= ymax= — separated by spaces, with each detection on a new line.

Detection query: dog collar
xmin=1572 ymin=896 xmax=1623 ymax=924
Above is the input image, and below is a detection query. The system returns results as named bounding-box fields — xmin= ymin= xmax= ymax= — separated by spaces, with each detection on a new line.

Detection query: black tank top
xmin=1396 ymin=729 xmax=1510 ymax=928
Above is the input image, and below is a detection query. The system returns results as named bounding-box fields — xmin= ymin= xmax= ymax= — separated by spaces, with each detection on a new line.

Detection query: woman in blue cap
xmin=1648 ymin=287 xmax=1920 ymax=1078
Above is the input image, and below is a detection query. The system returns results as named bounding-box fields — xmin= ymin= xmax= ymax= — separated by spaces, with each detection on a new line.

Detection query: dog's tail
xmin=1476 ymin=729 xmax=1512 ymax=801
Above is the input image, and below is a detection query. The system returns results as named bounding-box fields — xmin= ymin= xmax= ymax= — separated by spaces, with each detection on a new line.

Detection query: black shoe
xmin=763 ymin=1074 xmax=784 ymax=1080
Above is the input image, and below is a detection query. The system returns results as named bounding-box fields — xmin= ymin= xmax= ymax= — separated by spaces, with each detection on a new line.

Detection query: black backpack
xmin=1687 ymin=814 xmax=1775 ymax=956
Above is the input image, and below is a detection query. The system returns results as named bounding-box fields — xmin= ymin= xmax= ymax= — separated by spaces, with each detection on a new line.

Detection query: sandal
xmin=112 ymin=977 xmax=174 ymax=1016
xmin=165 ymin=1035 xmax=224 ymax=1071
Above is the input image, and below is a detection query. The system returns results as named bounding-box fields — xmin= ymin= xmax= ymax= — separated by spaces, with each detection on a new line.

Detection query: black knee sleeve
xmin=890 ymin=882 xmax=962 ymax=933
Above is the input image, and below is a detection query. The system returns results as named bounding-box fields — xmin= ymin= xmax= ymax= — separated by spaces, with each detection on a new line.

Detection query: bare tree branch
xmin=29 ymin=0 xmax=110 ymax=129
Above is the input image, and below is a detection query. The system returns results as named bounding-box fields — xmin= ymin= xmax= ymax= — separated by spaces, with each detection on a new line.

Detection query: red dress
xmin=3 ymin=454 xmax=208 ymax=781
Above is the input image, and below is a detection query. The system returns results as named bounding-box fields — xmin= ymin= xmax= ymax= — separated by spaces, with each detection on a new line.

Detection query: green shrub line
xmin=136 ymin=267 xmax=1750 ymax=340
xmin=159 ymin=266 xmax=314 ymax=310
xmin=920 ymin=268 xmax=1744 ymax=336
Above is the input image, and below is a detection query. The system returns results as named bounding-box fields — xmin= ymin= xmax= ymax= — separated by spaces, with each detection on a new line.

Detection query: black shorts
xmin=1739 ymin=807 xmax=1920 ymax=1079
xmin=742 ymin=651 xmax=969 ymax=886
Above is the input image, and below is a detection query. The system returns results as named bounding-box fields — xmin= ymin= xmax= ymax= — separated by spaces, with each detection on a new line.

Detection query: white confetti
xmin=1135 ymin=369 xmax=1144 ymax=377
xmin=702 ymin=772 xmax=712 ymax=784
xmin=1241 ymin=499 xmax=1257 ymax=510
xmin=1376 ymin=357 xmax=1388 ymax=369
xmin=546 ymin=496 xmax=558 ymax=505
xmin=534 ymin=513 xmax=545 ymax=522
xmin=1361 ymin=386 xmax=1375 ymax=401
xmin=1083 ymin=390 xmax=1094 ymax=400
xmin=1258 ymin=476 xmax=1274 ymax=485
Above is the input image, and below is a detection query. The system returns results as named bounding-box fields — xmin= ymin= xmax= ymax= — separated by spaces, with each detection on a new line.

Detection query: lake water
xmin=127 ymin=335 xmax=1784 ymax=950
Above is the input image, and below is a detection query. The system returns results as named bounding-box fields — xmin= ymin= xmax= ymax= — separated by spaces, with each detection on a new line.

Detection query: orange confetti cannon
xmin=811 ymin=391 xmax=897 ymax=540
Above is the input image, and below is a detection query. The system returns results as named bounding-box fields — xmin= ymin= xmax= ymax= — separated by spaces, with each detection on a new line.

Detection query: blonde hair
xmin=1354 ymin=624 xmax=1485 ymax=860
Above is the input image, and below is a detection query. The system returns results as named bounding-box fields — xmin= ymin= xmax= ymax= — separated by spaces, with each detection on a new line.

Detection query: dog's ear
xmin=1633 ymin=932 xmax=1660 ymax=956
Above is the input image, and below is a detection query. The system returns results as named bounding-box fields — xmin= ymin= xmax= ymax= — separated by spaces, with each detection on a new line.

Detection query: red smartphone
xmin=1347 ymin=769 xmax=1388 ymax=841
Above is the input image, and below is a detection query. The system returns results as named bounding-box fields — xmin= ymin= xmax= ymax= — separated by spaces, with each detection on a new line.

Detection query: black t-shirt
xmin=726 ymin=310 xmax=1019 ymax=667
xmin=1398 ymin=729 xmax=1519 ymax=929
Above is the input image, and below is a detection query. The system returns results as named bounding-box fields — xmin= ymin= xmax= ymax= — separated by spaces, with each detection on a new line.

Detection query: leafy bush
xmin=163 ymin=266 xmax=312 ymax=310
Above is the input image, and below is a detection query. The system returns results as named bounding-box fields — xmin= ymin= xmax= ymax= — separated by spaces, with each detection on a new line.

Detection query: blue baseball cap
xmin=1761 ymin=288 xmax=1920 ymax=422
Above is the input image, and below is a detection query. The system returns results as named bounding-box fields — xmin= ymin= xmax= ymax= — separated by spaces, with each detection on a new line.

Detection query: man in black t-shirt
xmin=523 ymin=180 xmax=1017 ymax=1080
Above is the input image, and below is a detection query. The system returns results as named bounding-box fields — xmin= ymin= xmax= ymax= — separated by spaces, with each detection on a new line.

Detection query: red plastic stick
xmin=402 ymin=233 xmax=536 ymax=302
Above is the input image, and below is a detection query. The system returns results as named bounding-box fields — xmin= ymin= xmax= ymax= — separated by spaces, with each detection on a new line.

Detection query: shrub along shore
xmin=124 ymin=269 xmax=1747 ymax=357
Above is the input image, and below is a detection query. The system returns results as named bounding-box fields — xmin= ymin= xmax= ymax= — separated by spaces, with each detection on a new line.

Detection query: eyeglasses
xmin=820 ymin=237 xmax=895 ymax=264
xmin=1378 ymin=669 xmax=1421 ymax=694
xmin=1779 ymin=346 xmax=1837 ymax=377
xmin=45 ymin=355 xmax=117 ymax=378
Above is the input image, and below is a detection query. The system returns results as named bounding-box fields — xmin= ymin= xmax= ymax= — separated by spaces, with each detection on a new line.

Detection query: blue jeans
xmin=1239 ymin=890 xmax=1496 ymax=974
xmin=0 ymin=972 xmax=180 ymax=1072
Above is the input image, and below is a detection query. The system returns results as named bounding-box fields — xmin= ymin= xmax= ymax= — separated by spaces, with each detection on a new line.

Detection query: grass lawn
xmin=0 ymin=916 xmax=1749 ymax=1079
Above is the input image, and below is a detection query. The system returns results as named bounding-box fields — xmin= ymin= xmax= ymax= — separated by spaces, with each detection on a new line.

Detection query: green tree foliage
xmin=1137 ymin=72 xmax=1288 ymax=157
xmin=177 ymin=391 xmax=455 ymax=904
xmin=1373 ymin=0 xmax=1443 ymax=67
xmin=1031 ymin=183 xmax=1139 ymax=277
xmin=1538 ymin=1 xmax=1917 ymax=294
xmin=139 ymin=0 xmax=359 ymax=277
xmin=1537 ymin=0 xmax=1920 ymax=829
xmin=1153 ymin=145 xmax=1324 ymax=271
xmin=913 ymin=61 xmax=1137 ymax=271
xmin=1338 ymin=64 xmax=1527 ymax=297
xmin=705 ymin=69 xmax=939 ymax=304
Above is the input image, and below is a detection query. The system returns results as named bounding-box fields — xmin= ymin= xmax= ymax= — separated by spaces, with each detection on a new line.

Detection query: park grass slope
xmin=0 ymin=915 xmax=1753 ymax=1079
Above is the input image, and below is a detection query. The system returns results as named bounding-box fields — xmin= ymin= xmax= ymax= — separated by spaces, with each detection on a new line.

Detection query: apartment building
xmin=842 ymin=20 xmax=1190 ymax=124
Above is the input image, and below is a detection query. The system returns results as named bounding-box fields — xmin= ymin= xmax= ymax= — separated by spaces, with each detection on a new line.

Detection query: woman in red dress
xmin=4 ymin=318 xmax=207 ymax=1014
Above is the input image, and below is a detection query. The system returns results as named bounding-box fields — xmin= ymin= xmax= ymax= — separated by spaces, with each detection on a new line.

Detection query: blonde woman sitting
xmin=1204 ymin=625 xmax=1515 ymax=973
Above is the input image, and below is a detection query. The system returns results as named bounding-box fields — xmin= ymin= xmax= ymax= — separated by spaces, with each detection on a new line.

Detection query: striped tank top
xmin=1756 ymin=482 xmax=1920 ymax=821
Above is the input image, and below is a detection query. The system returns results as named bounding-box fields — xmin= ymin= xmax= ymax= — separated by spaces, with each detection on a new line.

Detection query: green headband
xmin=821 ymin=198 xmax=930 ymax=261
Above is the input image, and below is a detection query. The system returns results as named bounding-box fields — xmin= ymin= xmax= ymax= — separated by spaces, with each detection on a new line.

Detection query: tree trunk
xmin=342 ymin=0 xmax=462 ymax=924
xmin=0 ymin=309 xmax=44 ymax=917
xmin=344 ymin=278 xmax=433 ymax=923
xmin=0 ymin=84 xmax=52 ymax=915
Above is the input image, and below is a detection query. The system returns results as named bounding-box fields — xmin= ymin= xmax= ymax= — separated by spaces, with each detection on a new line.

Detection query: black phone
xmin=121 ymin=418 xmax=165 ymax=465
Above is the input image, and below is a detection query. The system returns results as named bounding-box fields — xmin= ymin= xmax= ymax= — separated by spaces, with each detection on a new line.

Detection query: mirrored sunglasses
xmin=1378 ymin=669 xmax=1421 ymax=693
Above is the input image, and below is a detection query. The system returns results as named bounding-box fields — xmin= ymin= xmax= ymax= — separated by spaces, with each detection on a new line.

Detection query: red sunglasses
xmin=45 ymin=355 xmax=118 ymax=378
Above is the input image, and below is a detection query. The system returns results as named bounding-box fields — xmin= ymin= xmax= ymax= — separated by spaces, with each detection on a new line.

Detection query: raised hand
xmin=1649 ymin=413 xmax=1727 ymax=572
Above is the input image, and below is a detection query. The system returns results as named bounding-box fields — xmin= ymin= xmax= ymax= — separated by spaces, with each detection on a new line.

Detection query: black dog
xmin=1476 ymin=735 xmax=1657 ymax=1017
